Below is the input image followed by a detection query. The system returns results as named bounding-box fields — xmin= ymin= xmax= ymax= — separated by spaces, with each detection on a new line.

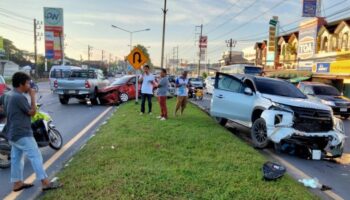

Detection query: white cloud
xmin=72 ymin=21 xmax=95 ymax=26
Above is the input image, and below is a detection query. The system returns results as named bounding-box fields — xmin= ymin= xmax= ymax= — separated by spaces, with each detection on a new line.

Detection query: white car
xmin=210 ymin=73 xmax=345 ymax=158
xmin=205 ymin=76 xmax=215 ymax=95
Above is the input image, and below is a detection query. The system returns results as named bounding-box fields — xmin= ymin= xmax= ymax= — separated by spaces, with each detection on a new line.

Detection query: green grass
xmin=42 ymin=99 xmax=317 ymax=200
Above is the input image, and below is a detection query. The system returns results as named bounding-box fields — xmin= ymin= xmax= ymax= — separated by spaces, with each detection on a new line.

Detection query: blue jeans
xmin=9 ymin=137 xmax=48 ymax=182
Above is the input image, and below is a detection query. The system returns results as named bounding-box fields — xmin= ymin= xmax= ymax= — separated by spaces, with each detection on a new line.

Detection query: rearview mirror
xmin=244 ymin=87 xmax=253 ymax=96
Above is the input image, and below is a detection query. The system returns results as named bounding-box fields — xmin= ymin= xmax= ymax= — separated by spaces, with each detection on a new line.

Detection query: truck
xmin=53 ymin=69 xmax=109 ymax=105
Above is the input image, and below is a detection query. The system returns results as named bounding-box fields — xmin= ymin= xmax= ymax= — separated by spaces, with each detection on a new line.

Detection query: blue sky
xmin=1 ymin=0 xmax=349 ymax=66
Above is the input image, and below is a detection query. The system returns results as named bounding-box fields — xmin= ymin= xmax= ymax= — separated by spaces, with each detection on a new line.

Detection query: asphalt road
xmin=192 ymin=93 xmax=350 ymax=200
xmin=0 ymin=81 xmax=115 ymax=200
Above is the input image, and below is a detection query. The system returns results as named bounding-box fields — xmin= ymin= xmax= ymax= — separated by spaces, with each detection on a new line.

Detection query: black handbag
xmin=262 ymin=161 xmax=286 ymax=181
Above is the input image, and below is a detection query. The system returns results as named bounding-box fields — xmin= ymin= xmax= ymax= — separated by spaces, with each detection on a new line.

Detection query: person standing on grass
xmin=175 ymin=71 xmax=189 ymax=116
xmin=156 ymin=69 xmax=169 ymax=121
xmin=0 ymin=72 xmax=62 ymax=192
xmin=139 ymin=65 xmax=155 ymax=115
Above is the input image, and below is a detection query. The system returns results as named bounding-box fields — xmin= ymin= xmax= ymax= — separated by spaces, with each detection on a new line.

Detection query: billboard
xmin=199 ymin=36 xmax=207 ymax=48
xmin=297 ymin=18 xmax=325 ymax=69
xmin=302 ymin=0 xmax=317 ymax=17
xmin=44 ymin=7 xmax=64 ymax=60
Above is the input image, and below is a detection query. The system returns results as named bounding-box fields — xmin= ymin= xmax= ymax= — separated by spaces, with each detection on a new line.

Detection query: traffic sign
xmin=127 ymin=47 xmax=148 ymax=70
xmin=269 ymin=19 xmax=278 ymax=26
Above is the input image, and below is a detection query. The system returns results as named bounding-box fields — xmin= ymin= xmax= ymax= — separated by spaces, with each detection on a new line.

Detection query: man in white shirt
xmin=139 ymin=65 xmax=155 ymax=115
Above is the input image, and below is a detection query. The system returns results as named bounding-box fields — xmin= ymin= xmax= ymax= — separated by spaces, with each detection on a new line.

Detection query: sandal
xmin=42 ymin=180 xmax=63 ymax=191
xmin=13 ymin=183 xmax=34 ymax=192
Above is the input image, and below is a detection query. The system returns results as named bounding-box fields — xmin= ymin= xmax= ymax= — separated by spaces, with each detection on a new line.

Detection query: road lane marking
xmin=265 ymin=150 xmax=344 ymax=200
xmin=4 ymin=107 xmax=113 ymax=200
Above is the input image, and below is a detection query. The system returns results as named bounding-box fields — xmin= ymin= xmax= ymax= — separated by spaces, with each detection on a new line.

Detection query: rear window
xmin=50 ymin=69 xmax=71 ymax=79
xmin=313 ymin=85 xmax=340 ymax=96
xmin=244 ymin=66 xmax=262 ymax=75
xmin=256 ymin=78 xmax=306 ymax=99
xmin=70 ymin=70 xmax=96 ymax=79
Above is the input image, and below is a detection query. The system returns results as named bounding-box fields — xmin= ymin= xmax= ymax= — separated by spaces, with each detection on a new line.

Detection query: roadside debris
xmin=298 ymin=178 xmax=332 ymax=191
xmin=262 ymin=161 xmax=286 ymax=181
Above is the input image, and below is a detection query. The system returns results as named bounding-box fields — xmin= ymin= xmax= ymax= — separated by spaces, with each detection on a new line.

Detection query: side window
xmin=129 ymin=77 xmax=136 ymax=84
xmin=299 ymin=85 xmax=305 ymax=93
xmin=217 ymin=74 xmax=243 ymax=93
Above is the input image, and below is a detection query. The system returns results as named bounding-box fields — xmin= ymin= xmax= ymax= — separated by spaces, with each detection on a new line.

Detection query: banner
xmin=199 ymin=36 xmax=207 ymax=48
xmin=302 ymin=0 xmax=317 ymax=17
xmin=44 ymin=7 xmax=64 ymax=60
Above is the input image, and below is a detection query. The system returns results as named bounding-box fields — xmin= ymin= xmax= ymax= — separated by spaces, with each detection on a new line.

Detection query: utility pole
xmin=176 ymin=46 xmax=179 ymax=74
xmin=33 ymin=18 xmax=37 ymax=78
xmin=101 ymin=50 xmax=104 ymax=63
xmin=160 ymin=0 xmax=168 ymax=68
xmin=226 ymin=39 xmax=236 ymax=65
xmin=197 ymin=24 xmax=203 ymax=77
xmin=172 ymin=47 xmax=176 ymax=74
xmin=88 ymin=45 xmax=92 ymax=61
xmin=109 ymin=53 xmax=112 ymax=72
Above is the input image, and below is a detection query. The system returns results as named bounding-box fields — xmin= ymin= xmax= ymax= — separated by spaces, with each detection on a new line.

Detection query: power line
xmin=0 ymin=21 xmax=32 ymax=32
xmin=0 ymin=26 xmax=32 ymax=36
xmin=0 ymin=8 xmax=32 ymax=21
xmin=206 ymin=0 xmax=259 ymax=35
xmin=0 ymin=12 xmax=33 ymax=25
xmin=204 ymin=0 xmax=241 ymax=28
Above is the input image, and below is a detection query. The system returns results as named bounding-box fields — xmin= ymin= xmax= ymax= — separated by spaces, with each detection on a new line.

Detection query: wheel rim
xmin=49 ymin=129 xmax=62 ymax=148
xmin=253 ymin=121 xmax=267 ymax=144
xmin=120 ymin=93 xmax=128 ymax=102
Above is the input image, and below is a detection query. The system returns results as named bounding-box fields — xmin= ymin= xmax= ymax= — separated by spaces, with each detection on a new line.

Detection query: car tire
xmin=91 ymin=89 xmax=99 ymax=105
xmin=251 ymin=118 xmax=269 ymax=149
xmin=59 ymin=95 xmax=69 ymax=105
xmin=341 ymin=114 xmax=349 ymax=120
xmin=119 ymin=93 xmax=129 ymax=103
xmin=0 ymin=141 xmax=11 ymax=169
xmin=215 ymin=117 xmax=227 ymax=126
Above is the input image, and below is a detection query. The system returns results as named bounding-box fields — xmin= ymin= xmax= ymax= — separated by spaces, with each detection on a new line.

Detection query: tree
xmin=135 ymin=44 xmax=154 ymax=69
xmin=3 ymin=38 xmax=32 ymax=66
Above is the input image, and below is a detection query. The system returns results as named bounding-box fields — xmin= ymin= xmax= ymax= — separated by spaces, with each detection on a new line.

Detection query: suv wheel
xmin=251 ymin=118 xmax=269 ymax=149
xmin=59 ymin=95 xmax=69 ymax=105
xmin=215 ymin=117 xmax=227 ymax=126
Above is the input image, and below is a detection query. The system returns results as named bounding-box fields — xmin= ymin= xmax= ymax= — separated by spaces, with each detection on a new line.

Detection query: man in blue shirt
xmin=175 ymin=71 xmax=189 ymax=116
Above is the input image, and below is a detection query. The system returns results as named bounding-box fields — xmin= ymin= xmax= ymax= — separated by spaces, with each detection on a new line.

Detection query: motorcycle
xmin=188 ymin=86 xmax=203 ymax=101
xmin=0 ymin=97 xmax=63 ymax=169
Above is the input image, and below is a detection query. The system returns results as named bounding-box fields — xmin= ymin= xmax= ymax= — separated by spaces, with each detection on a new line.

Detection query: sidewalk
xmin=42 ymin=99 xmax=317 ymax=200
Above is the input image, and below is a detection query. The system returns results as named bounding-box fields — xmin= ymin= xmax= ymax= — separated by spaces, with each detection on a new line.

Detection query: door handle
xmin=216 ymin=95 xmax=223 ymax=99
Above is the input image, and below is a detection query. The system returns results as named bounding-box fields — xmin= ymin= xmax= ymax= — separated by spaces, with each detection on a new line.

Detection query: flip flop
xmin=42 ymin=180 xmax=63 ymax=191
xmin=13 ymin=183 xmax=34 ymax=192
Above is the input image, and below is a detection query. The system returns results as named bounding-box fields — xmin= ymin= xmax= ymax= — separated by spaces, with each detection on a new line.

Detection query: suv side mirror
xmin=244 ymin=87 xmax=253 ymax=96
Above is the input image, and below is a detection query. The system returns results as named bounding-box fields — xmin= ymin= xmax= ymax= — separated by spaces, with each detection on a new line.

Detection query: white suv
xmin=210 ymin=73 xmax=345 ymax=158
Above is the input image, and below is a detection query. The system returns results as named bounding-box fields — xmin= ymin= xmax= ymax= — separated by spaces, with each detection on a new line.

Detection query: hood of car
xmin=315 ymin=95 xmax=350 ymax=102
xmin=262 ymin=93 xmax=331 ymax=111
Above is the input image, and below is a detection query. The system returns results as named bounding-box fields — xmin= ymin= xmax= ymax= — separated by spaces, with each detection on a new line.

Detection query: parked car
xmin=205 ymin=76 xmax=215 ymax=94
xmin=298 ymin=82 xmax=350 ymax=119
xmin=210 ymin=73 xmax=345 ymax=158
xmin=0 ymin=75 xmax=9 ymax=96
xmin=49 ymin=65 xmax=81 ymax=91
xmin=99 ymin=75 xmax=140 ymax=103
xmin=53 ymin=69 xmax=109 ymax=105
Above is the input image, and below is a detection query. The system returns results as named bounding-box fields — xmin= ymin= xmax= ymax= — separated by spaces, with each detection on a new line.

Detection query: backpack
xmin=262 ymin=161 xmax=286 ymax=181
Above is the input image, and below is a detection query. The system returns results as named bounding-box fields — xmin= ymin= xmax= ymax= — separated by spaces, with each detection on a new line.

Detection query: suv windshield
xmin=313 ymin=85 xmax=340 ymax=96
xmin=256 ymin=78 xmax=306 ymax=99
xmin=189 ymin=78 xmax=202 ymax=82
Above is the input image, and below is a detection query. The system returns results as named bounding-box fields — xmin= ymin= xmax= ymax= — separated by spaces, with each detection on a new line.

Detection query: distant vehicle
xmin=53 ymin=69 xmax=109 ymax=105
xmin=298 ymin=82 xmax=350 ymax=119
xmin=188 ymin=77 xmax=204 ymax=88
xmin=0 ymin=75 xmax=9 ymax=96
xmin=210 ymin=73 xmax=345 ymax=158
xmin=220 ymin=64 xmax=263 ymax=76
xmin=49 ymin=65 xmax=81 ymax=91
xmin=205 ymin=76 xmax=215 ymax=95
xmin=154 ymin=75 xmax=176 ymax=98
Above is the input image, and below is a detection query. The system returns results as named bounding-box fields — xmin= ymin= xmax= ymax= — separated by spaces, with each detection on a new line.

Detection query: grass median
xmin=42 ymin=99 xmax=317 ymax=200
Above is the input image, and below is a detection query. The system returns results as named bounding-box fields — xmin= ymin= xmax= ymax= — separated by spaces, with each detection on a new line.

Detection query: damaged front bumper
xmin=261 ymin=110 xmax=346 ymax=157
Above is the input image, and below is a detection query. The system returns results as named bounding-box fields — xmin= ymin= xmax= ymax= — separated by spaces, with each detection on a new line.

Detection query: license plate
xmin=340 ymin=108 xmax=347 ymax=112
xmin=68 ymin=90 xmax=76 ymax=94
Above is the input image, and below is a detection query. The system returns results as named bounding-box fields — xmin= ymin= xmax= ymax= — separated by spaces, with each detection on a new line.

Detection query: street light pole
xmin=111 ymin=25 xmax=150 ymax=104
xmin=160 ymin=0 xmax=168 ymax=68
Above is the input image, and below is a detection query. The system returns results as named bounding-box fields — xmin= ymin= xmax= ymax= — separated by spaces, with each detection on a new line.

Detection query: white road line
xmin=4 ymin=107 xmax=113 ymax=200
xmin=265 ymin=150 xmax=344 ymax=200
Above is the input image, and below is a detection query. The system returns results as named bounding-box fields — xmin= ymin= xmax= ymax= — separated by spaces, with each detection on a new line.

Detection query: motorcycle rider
xmin=0 ymin=72 xmax=61 ymax=192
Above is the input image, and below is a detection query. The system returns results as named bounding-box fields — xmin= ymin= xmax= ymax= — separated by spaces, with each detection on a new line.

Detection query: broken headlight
xmin=270 ymin=102 xmax=293 ymax=113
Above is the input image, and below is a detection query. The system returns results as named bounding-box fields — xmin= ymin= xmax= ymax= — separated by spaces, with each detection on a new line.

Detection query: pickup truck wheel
xmin=251 ymin=118 xmax=269 ymax=149
xmin=119 ymin=93 xmax=129 ymax=102
xmin=341 ymin=114 xmax=349 ymax=119
xmin=215 ymin=117 xmax=227 ymax=126
xmin=59 ymin=95 xmax=69 ymax=105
